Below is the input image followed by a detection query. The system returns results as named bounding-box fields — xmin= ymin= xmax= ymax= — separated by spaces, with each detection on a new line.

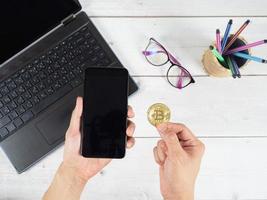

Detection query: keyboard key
xmin=37 ymin=82 xmax=46 ymax=91
xmin=59 ymin=77 xmax=68 ymax=86
xmin=17 ymin=106 xmax=26 ymax=115
xmin=99 ymin=58 xmax=112 ymax=66
xmin=47 ymin=66 xmax=54 ymax=74
xmin=53 ymin=82 xmax=62 ymax=91
xmin=14 ymin=77 xmax=23 ymax=85
xmin=25 ymin=81 xmax=32 ymax=89
xmin=59 ymin=57 xmax=68 ymax=66
xmin=39 ymin=71 xmax=47 ymax=80
xmin=21 ymin=111 xmax=34 ymax=123
xmin=23 ymin=91 xmax=32 ymax=100
xmin=70 ymin=78 xmax=82 ymax=88
xmin=10 ymin=91 xmax=18 ymax=98
xmin=66 ymin=71 xmax=75 ymax=81
xmin=81 ymin=26 xmax=88 ymax=32
xmin=52 ymin=72 xmax=60 ymax=80
xmin=0 ymin=116 xmax=11 ymax=128
xmin=0 ymin=86 xmax=9 ymax=96
xmin=84 ymin=31 xmax=91 ymax=38
xmin=16 ymin=96 xmax=24 ymax=105
xmin=37 ymin=62 xmax=45 ymax=71
xmin=3 ymin=96 xmax=11 ymax=104
xmin=0 ymin=82 xmax=5 ymax=88
xmin=17 ymin=86 xmax=26 ymax=94
xmin=98 ymin=51 xmax=106 ymax=58
xmin=8 ymin=101 xmax=17 ymax=110
xmin=14 ymin=118 xmax=23 ymax=128
xmin=6 ymin=123 xmax=16 ymax=132
xmin=29 ymin=68 xmax=38 ymax=77
xmin=24 ymin=101 xmax=33 ymax=109
xmin=1 ymin=106 xmax=10 ymax=115
xmin=46 ymin=87 xmax=54 ymax=95
xmin=9 ymin=111 xmax=18 ymax=120
xmin=94 ymin=45 xmax=101 ymax=52
xmin=89 ymin=38 xmax=96 ymax=44
xmin=21 ymin=72 xmax=31 ymax=81
xmin=43 ymin=57 xmax=52 ymax=66
xmin=0 ymin=127 xmax=8 ymax=138
xmin=91 ymin=56 xmax=98 ymax=63
xmin=39 ymin=91 xmax=47 ymax=99
xmin=30 ymin=86 xmax=39 ymax=95
xmin=31 ymin=76 xmax=40 ymax=84
xmin=19 ymin=68 xmax=26 ymax=74
xmin=7 ymin=81 xmax=17 ymax=90
xmin=32 ymin=96 xmax=40 ymax=105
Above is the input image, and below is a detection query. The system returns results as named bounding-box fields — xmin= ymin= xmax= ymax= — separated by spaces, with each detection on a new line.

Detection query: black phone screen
xmin=82 ymin=67 xmax=129 ymax=158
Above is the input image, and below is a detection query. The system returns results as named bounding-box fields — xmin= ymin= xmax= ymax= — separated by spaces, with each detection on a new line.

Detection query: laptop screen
xmin=0 ymin=0 xmax=81 ymax=65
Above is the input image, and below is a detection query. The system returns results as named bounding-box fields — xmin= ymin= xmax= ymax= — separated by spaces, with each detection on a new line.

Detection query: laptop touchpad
xmin=35 ymin=102 xmax=74 ymax=145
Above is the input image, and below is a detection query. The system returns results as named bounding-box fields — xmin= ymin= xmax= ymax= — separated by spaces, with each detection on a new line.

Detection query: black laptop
xmin=0 ymin=0 xmax=138 ymax=173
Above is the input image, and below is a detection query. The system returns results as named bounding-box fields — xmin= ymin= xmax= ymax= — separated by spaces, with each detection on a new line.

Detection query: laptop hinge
xmin=62 ymin=14 xmax=75 ymax=26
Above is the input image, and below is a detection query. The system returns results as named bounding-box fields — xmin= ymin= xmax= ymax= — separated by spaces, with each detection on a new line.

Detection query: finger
xmin=126 ymin=120 xmax=135 ymax=137
xmin=159 ymin=122 xmax=196 ymax=142
xmin=157 ymin=140 xmax=167 ymax=163
xmin=67 ymin=97 xmax=83 ymax=137
xmin=127 ymin=105 xmax=135 ymax=118
xmin=156 ymin=122 xmax=183 ymax=156
xmin=153 ymin=147 xmax=162 ymax=166
xmin=126 ymin=137 xmax=135 ymax=149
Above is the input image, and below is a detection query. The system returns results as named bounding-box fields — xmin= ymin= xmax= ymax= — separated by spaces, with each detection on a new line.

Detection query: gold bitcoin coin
xmin=147 ymin=103 xmax=171 ymax=126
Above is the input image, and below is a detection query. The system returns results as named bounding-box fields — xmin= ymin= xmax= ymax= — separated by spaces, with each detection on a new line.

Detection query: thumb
xmin=67 ymin=97 xmax=83 ymax=137
xmin=157 ymin=123 xmax=183 ymax=157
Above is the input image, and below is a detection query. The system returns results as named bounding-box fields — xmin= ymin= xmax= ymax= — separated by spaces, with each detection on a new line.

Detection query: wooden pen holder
xmin=202 ymin=36 xmax=251 ymax=77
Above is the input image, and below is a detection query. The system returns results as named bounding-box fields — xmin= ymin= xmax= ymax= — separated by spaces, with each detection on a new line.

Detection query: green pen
xmin=209 ymin=45 xmax=226 ymax=65
xmin=226 ymin=56 xmax=236 ymax=78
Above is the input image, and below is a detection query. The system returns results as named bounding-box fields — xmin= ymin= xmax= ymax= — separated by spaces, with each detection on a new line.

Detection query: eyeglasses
xmin=143 ymin=38 xmax=195 ymax=89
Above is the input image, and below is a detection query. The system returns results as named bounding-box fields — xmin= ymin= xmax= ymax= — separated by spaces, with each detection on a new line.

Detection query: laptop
xmin=0 ymin=0 xmax=138 ymax=173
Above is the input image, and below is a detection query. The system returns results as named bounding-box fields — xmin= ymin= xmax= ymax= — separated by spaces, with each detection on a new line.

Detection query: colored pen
xmin=209 ymin=45 xmax=226 ymax=65
xmin=221 ymin=19 xmax=233 ymax=53
xmin=223 ymin=19 xmax=250 ymax=53
xmin=226 ymin=56 xmax=236 ymax=78
xmin=224 ymin=39 xmax=267 ymax=55
xmin=230 ymin=56 xmax=241 ymax=78
xmin=233 ymin=52 xmax=267 ymax=63
xmin=216 ymin=29 xmax=222 ymax=54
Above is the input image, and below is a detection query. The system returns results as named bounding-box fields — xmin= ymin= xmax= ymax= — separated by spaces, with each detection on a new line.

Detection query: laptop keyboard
xmin=0 ymin=25 xmax=112 ymax=141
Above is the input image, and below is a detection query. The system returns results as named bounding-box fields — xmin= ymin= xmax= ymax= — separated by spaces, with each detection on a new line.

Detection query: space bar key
xmin=32 ymin=84 xmax=73 ymax=115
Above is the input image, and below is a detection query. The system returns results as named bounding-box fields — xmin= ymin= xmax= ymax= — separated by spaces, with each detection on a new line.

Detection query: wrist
xmin=58 ymin=162 xmax=87 ymax=191
xmin=43 ymin=163 xmax=87 ymax=200
xmin=164 ymin=189 xmax=194 ymax=200
xmin=165 ymin=194 xmax=194 ymax=200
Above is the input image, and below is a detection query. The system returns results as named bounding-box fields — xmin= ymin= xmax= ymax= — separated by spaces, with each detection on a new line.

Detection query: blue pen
xmin=233 ymin=52 xmax=267 ymax=63
xmin=230 ymin=56 xmax=241 ymax=78
xmin=221 ymin=19 xmax=233 ymax=52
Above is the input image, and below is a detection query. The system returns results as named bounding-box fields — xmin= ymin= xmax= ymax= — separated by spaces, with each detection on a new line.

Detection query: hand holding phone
xmin=81 ymin=67 xmax=129 ymax=158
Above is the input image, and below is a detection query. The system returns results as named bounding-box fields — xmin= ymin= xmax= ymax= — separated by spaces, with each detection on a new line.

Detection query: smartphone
xmin=81 ymin=67 xmax=129 ymax=158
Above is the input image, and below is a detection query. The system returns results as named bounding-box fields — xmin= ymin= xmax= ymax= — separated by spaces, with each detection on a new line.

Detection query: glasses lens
xmin=167 ymin=65 xmax=192 ymax=89
xmin=145 ymin=40 xmax=169 ymax=66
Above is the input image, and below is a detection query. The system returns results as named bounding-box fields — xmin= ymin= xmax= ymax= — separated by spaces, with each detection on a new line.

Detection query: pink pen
xmin=224 ymin=40 xmax=267 ymax=55
xmin=216 ymin=29 xmax=222 ymax=54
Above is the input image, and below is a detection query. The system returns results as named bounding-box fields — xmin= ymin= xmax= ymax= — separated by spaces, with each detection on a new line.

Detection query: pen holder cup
xmin=202 ymin=36 xmax=250 ymax=77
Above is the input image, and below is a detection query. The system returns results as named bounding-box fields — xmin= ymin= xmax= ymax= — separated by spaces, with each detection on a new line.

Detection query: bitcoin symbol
xmin=147 ymin=103 xmax=171 ymax=126
xmin=153 ymin=109 xmax=164 ymax=121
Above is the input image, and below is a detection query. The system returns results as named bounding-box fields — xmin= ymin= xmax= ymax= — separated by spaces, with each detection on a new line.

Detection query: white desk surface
xmin=1 ymin=1 xmax=267 ymax=199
